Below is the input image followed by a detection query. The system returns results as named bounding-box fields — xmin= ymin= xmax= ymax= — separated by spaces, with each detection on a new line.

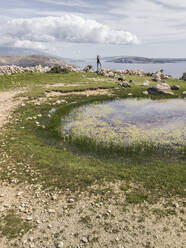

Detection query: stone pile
xmin=153 ymin=72 xmax=171 ymax=82
xmin=96 ymin=68 xmax=145 ymax=77
xmin=0 ymin=65 xmax=50 ymax=75
xmin=0 ymin=64 xmax=80 ymax=75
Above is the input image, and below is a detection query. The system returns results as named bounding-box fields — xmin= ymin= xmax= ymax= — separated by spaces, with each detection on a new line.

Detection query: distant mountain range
xmin=0 ymin=54 xmax=72 ymax=67
xmin=103 ymin=56 xmax=186 ymax=64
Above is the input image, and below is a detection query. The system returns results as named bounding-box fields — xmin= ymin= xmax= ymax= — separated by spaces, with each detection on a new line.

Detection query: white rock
xmin=56 ymin=241 xmax=64 ymax=248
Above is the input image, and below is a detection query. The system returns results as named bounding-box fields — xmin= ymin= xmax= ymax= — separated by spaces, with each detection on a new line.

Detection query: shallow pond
xmin=62 ymin=98 xmax=186 ymax=149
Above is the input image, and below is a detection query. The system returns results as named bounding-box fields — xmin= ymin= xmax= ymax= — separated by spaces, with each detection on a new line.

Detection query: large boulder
xmin=181 ymin=72 xmax=186 ymax=81
xmin=153 ymin=72 xmax=161 ymax=82
xmin=119 ymin=82 xmax=131 ymax=88
xmin=147 ymin=83 xmax=174 ymax=95
xmin=171 ymin=85 xmax=180 ymax=90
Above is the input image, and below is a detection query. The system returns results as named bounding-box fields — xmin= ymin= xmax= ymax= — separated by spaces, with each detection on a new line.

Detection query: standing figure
xmin=97 ymin=55 xmax=102 ymax=72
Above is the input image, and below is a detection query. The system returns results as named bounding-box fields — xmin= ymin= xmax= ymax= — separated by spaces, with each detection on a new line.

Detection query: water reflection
xmin=62 ymin=98 xmax=186 ymax=148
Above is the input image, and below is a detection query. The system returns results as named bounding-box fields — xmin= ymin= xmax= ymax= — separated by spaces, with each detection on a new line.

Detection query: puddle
xmin=62 ymin=98 xmax=186 ymax=148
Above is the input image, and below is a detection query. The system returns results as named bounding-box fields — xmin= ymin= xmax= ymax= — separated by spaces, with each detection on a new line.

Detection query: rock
xmin=129 ymin=80 xmax=134 ymax=83
xmin=26 ymin=216 xmax=33 ymax=221
xmin=48 ymin=209 xmax=55 ymax=213
xmin=153 ymin=72 xmax=161 ymax=82
xmin=68 ymin=198 xmax=74 ymax=203
xmin=181 ymin=72 xmax=186 ymax=81
xmin=173 ymin=203 xmax=179 ymax=208
xmin=147 ymin=83 xmax=174 ymax=95
xmin=17 ymin=192 xmax=23 ymax=196
xmin=56 ymin=241 xmax=64 ymax=248
xmin=81 ymin=237 xmax=88 ymax=243
xmin=0 ymin=207 xmax=5 ymax=212
xmin=107 ymin=72 xmax=115 ymax=78
xmin=51 ymin=194 xmax=57 ymax=200
xmin=128 ymin=93 xmax=133 ymax=96
xmin=120 ymin=82 xmax=131 ymax=88
xmin=171 ymin=85 xmax=180 ymax=90
xmin=83 ymin=65 xmax=93 ymax=72
xmin=47 ymin=224 xmax=52 ymax=229
xmin=143 ymin=91 xmax=149 ymax=95
xmin=182 ymin=91 xmax=186 ymax=95
xmin=143 ymin=80 xmax=150 ymax=86
xmin=118 ymin=77 xmax=124 ymax=81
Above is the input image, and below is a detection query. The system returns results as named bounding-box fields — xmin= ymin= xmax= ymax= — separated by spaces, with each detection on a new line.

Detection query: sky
xmin=0 ymin=0 xmax=186 ymax=58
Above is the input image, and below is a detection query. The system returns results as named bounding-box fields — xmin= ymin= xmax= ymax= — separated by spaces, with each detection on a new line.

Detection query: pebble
xmin=48 ymin=209 xmax=55 ymax=213
xmin=173 ymin=203 xmax=179 ymax=208
xmin=48 ymin=224 xmax=52 ymax=229
xmin=0 ymin=207 xmax=5 ymax=212
xmin=68 ymin=198 xmax=74 ymax=203
xmin=17 ymin=192 xmax=23 ymax=196
xmin=56 ymin=241 xmax=64 ymax=248
xmin=81 ymin=237 xmax=88 ymax=244
xmin=51 ymin=195 xmax=57 ymax=200
xmin=26 ymin=216 xmax=33 ymax=221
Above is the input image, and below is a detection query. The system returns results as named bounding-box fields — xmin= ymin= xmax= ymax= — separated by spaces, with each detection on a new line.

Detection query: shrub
xmin=47 ymin=66 xmax=69 ymax=74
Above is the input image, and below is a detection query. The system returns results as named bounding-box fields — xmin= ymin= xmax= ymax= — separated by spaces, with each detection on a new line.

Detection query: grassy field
xmin=0 ymin=71 xmax=186 ymax=204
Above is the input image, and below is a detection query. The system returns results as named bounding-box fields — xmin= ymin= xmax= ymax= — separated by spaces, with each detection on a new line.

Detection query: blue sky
xmin=1 ymin=0 xmax=186 ymax=58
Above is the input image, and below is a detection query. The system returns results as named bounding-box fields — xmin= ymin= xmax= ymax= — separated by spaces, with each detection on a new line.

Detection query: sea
xmin=71 ymin=59 xmax=186 ymax=78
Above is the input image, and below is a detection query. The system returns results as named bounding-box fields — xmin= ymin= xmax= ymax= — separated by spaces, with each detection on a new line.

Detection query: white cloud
xmin=108 ymin=0 xmax=186 ymax=42
xmin=0 ymin=15 xmax=139 ymax=50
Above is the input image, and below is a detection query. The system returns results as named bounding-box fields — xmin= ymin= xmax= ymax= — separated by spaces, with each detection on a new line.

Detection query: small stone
xmin=68 ymin=198 xmax=74 ymax=203
xmin=17 ymin=192 xmax=23 ymax=196
xmin=51 ymin=195 xmax=57 ymax=200
xmin=48 ymin=224 xmax=52 ymax=229
xmin=56 ymin=241 xmax=64 ymax=248
xmin=26 ymin=216 xmax=33 ymax=221
xmin=48 ymin=209 xmax=55 ymax=213
xmin=28 ymin=237 xmax=34 ymax=242
xmin=143 ymin=91 xmax=148 ymax=95
xmin=81 ymin=237 xmax=88 ymax=243
xmin=173 ymin=203 xmax=179 ymax=208
xmin=0 ymin=194 xmax=4 ymax=197
xmin=0 ymin=207 xmax=5 ymax=212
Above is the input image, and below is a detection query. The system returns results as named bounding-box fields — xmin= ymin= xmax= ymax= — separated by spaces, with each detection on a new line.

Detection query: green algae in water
xmin=62 ymin=98 xmax=186 ymax=151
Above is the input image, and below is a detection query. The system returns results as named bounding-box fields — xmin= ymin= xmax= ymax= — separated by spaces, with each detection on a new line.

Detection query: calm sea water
xmin=72 ymin=59 xmax=186 ymax=78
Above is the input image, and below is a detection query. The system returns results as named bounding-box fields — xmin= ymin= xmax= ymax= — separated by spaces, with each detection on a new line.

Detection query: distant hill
xmin=0 ymin=54 xmax=73 ymax=67
xmin=103 ymin=56 xmax=186 ymax=64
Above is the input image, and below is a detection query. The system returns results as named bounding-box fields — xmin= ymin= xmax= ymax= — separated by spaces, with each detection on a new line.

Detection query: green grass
xmin=0 ymin=211 xmax=32 ymax=239
xmin=0 ymin=71 xmax=186 ymax=203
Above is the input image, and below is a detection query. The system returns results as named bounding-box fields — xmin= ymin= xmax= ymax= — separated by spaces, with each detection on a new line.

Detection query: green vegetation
xmin=47 ymin=66 xmax=70 ymax=74
xmin=0 ymin=211 xmax=32 ymax=239
xmin=0 ymin=71 xmax=186 ymax=204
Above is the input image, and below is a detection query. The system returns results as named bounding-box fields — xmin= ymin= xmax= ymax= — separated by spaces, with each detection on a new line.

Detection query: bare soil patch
xmin=0 ymin=91 xmax=23 ymax=128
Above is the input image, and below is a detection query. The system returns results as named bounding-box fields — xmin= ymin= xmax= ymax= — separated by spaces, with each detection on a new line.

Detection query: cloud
xmin=0 ymin=15 xmax=139 ymax=50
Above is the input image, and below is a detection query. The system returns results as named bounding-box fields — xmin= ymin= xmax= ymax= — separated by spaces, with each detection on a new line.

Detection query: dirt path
xmin=0 ymin=91 xmax=23 ymax=128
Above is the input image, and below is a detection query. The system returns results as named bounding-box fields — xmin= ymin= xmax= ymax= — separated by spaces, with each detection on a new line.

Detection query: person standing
xmin=97 ymin=55 xmax=102 ymax=71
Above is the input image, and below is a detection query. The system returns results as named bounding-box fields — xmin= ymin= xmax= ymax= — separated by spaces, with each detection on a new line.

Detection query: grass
xmin=0 ymin=211 xmax=32 ymax=239
xmin=0 ymin=71 xmax=186 ymax=203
